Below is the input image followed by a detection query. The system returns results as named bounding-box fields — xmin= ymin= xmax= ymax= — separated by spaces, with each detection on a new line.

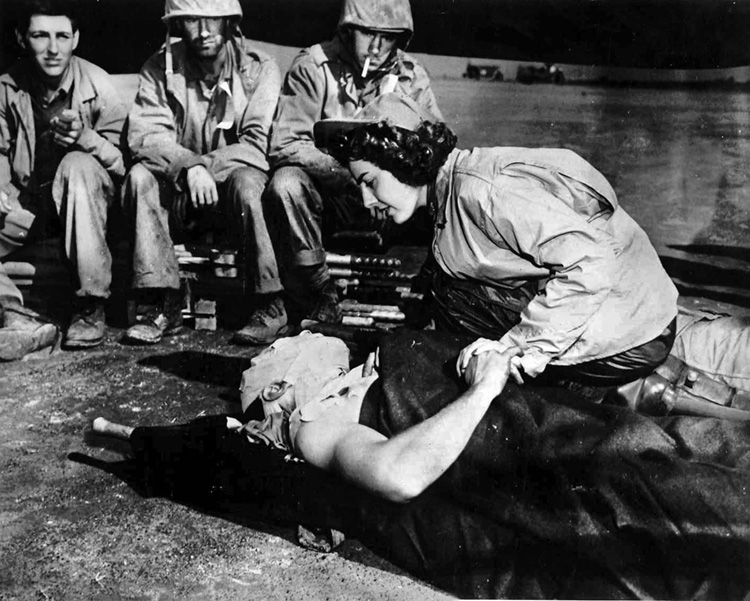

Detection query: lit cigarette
xmin=361 ymin=56 xmax=371 ymax=77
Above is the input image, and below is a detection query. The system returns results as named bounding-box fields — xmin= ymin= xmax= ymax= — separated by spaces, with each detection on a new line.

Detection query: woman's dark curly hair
xmin=329 ymin=120 xmax=457 ymax=187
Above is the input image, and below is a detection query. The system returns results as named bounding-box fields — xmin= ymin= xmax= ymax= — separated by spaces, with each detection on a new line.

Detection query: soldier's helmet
xmin=162 ymin=0 xmax=243 ymax=21
xmin=337 ymin=0 xmax=414 ymax=48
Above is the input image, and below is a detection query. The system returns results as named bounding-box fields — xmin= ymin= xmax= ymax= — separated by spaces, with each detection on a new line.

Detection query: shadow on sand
xmin=69 ymin=415 xmax=398 ymax=574
xmin=136 ymin=350 xmax=254 ymax=402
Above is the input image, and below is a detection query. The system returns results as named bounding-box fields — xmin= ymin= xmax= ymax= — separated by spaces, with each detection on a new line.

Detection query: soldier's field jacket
xmin=270 ymin=36 xmax=441 ymax=190
xmin=0 ymin=56 xmax=127 ymax=202
xmin=128 ymin=38 xmax=280 ymax=189
xmin=431 ymin=146 xmax=679 ymax=374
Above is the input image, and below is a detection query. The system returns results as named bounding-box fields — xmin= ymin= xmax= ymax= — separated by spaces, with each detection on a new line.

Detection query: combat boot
xmin=232 ymin=294 xmax=290 ymax=346
xmin=3 ymin=299 xmax=48 ymax=331
xmin=0 ymin=299 xmax=59 ymax=361
xmin=124 ymin=289 xmax=183 ymax=345
xmin=306 ymin=279 xmax=342 ymax=324
xmin=64 ymin=297 xmax=106 ymax=349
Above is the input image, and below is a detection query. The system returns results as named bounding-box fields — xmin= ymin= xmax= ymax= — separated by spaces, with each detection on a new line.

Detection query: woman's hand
xmin=457 ymin=338 xmax=525 ymax=384
xmin=463 ymin=346 xmax=522 ymax=397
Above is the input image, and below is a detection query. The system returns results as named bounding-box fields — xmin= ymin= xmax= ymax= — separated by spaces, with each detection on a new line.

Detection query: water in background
xmin=112 ymin=70 xmax=750 ymax=307
xmin=435 ymin=80 xmax=750 ymax=307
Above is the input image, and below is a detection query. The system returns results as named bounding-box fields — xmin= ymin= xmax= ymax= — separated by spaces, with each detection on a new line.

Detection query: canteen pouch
xmin=610 ymin=355 xmax=750 ymax=420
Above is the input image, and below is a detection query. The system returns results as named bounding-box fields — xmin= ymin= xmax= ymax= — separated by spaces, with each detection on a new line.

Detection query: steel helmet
xmin=162 ymin=0 xmax=243 ymax=21
xmin=338 ymin=0 xmax=413 ymax=45
xmin=161 ymin=0 xmax=244 ymax=79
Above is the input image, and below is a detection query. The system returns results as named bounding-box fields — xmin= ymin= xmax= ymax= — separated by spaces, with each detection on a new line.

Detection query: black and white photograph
xmin=2 ymin=0 xmax=750 ymax=599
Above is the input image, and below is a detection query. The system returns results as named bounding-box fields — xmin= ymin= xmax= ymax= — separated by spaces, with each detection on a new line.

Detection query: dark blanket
xmin=116 ymin=330 xmax=750 ymax=600
xmin=362 ymin=329 xmax=750 ymax=599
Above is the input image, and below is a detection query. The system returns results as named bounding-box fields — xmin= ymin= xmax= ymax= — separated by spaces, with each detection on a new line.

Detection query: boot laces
xmin=251 ymin=298 xmax=282 ymax=325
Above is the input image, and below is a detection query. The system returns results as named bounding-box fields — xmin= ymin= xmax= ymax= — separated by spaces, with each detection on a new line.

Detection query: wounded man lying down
xmin=91 ymin=329 xmax=750 ymax=600
xmin=238 ymin=330 xmax=520 ymax=502
xmin=97 ymin=330 xmax=520 ymax=503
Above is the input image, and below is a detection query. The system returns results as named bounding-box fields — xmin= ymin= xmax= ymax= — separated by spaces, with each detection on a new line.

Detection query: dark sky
xmin=2 ymin=0 xmax=749 ymax=74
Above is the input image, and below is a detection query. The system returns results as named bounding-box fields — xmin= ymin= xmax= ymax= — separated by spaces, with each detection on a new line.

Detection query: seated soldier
xmin=264 ymin=0 xmax=442 ymax=329
xmin=0 ymin=0 xmax=127 ymax=359
xmin=121 ymin=0 xmax=282 ymax=346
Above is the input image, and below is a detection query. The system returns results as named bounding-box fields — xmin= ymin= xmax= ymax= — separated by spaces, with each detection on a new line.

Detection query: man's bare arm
xmin=295 ymin=347 xmax=520 ymax=503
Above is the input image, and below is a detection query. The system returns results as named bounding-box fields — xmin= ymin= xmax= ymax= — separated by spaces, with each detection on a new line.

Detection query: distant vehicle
xmin=516 ymin=64 xmax=566 ymax=85
xmin=464 ymin=63 xmax=504 ymax=82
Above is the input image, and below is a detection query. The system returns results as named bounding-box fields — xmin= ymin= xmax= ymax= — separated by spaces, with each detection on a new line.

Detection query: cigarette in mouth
xmin=361 ymin=56 xmax=371 ymax=78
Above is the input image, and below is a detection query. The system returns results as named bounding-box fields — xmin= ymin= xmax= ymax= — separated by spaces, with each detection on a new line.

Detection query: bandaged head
xmin=239 ymin=331 xmax=351 ymax=415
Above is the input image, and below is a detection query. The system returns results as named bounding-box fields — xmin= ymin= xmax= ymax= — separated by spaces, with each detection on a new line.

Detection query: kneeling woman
xmin=316 ymin=93 xmax=678 ymax=386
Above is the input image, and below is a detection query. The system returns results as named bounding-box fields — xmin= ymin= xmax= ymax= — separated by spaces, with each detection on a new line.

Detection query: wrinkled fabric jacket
xmin=269 ymin=23 xmax=441 ymax=187
xmin=431 ymin=147 xmax=679 ymax=371
xmin=0 ymin=56 xmax=127 ymax=203
xmin=128 ymin=37 xmax=280 ymax=189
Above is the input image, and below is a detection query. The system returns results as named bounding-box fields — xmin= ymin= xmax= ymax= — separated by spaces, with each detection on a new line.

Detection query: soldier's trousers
xmin=0 ymin=151 xmax=114 ymax=304
xmin=121 ymin=164 xmax=281 ymax=296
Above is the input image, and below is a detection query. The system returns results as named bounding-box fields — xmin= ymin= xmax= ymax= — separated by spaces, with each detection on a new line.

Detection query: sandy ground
xmin=3 ymin=80 xmax=750 ymax=600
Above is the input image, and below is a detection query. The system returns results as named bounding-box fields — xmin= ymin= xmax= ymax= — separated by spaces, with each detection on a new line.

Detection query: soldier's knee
xmin=56 ymin=151 xmax=100 ymax=178
xmin=228 ymin=167 xmax=267 ymax=209
xmin=123 ymin=164 xmax=161 ymax=208
xmin=53 ymin=152 xmax=112 ymax=209
xmin=267 ymin=166 xmax=309 ymax=206
xmin=124 ymin=163 xmax=157 ymax=191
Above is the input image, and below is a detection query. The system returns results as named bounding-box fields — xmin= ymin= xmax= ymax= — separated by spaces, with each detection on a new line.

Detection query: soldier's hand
xmin=186 ymin=165 xmax=218 ymax=209
xmin=50 ymin=109 xmax=83 ymax=148
xmin=463 ymin=346 xmax=522 ymax=397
